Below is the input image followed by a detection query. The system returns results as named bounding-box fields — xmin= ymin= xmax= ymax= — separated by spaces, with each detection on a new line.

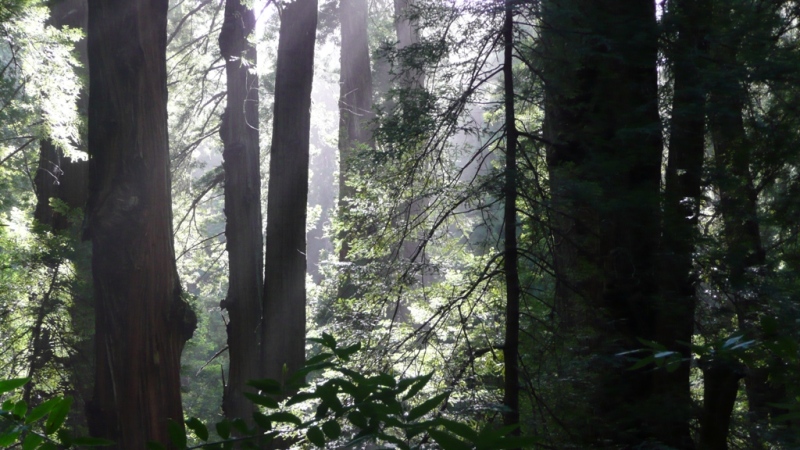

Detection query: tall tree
xmin=706 ymin=2 xmax=783 ymax=446
xmin=85 ymin=0 xmax=196 ymax=447
xmin=218 ymin=0 xmax=262 ymax=423
xmin=542 ymin=0 xmax=666 ymax=445
xmin=657 ymin=0 xmax=710 ymax=446
xmin=337 ymin=0 xmax=373 ymax=298
xmin=262 ymin=0 xmax=318 ymax=384
xmin=501 ymin=0 xmax=520 ymax=435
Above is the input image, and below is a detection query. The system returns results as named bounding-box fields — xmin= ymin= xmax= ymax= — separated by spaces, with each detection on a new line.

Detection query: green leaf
xmin=0 ymin=431 xmax=21 ymax=447
xmin=264 ymin=412 xmax=302 ymax=426
xmin=146 ymin=443 xmax=167 ymax=450
xmin=305 ymin=353 xmax=334 ymax=366
xmin=25 ymin=398 xmax=60 ymax=424
xmin=56 ymin=428 xmax=72 ymax=446
xmin=286 ymin=391 xmax=319 ymax=406
xmin=22 ymin=432 xmax=43 ymax=450
xmin=246 ymin=378 xmax=282 ymax=395
xmin=252 ymin=412 xmax=272 ymax=430
xmin=306 ymin=426 xmax=326 ymax=447
xmin=335 ymin=367 xmax=366 ymax=383
xmin=38 ymin=442 xmax=58 ymax=450
xmin=215 ymin=420 xmax=231 ymax=439
xmin=0 ymin=377 xmax=29 ymax=395
xmin=44 ymin=396 xmax=72 ymax=435
xmin=627 ymin=355 xmax=655 ymax=371
xmin=401 ymin=373 xmax=433 ymax=400
xmin=474 ymin=423 xmax=520 ymax=445
xmin=428 ymin=430 xmax=471 ymax=450
xmin=406 ymin=392 xmax=448 ymax=422
xmin=71 ymin=436 xmax=116 ymax=447
xmin=185 ymin=417 xmax=208 ymax=441
xmin=369 ymin=373 xmax=396 ymax=388
xmin=231 ymin=418 xmax=249 ymax=435
xmin=334 ymin=343 xmax=361 ymax=361
xmin=348 ymin=410 xmax=369 ymax=429
xmin=13 ymin=399 xmax=27 ymax=418
xmin=308 ymin=333 xmax=337 ymax=350
xmin=321 ymin=420 xmax=342 ymax=439
xmin=436 ymin=418 xmax=478 ymax=441
xmin=243 ymin=392 xmax=279 ymax=409
xmin=167 ymin=419 xmax=187 ymax=448
xmin=322 ymin=332 xmax=337 ymax=349
xmin=315 ymin=404 xmax=329 ymax=420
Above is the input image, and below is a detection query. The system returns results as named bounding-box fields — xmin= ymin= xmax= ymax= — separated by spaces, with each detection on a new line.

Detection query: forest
xmin=0 ymin=0 xmax=799 ymax=448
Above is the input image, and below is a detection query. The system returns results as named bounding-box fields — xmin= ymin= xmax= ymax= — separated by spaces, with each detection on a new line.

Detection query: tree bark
xmin=655 ymin=0 xmax=710 ymax=447
xmin=262 ymin=0 xmax=318 ymax=385
xmin=85 ymin=1 xmax=196 ymax=447
xmin=337 ymin=0 xmax=373 ymax=298
xmin=219 ymin=0 xmax=263 ymax=424
xmin=707 ymin=6 xmax=776 ymax=446
xmin=542 ymin=0 xmax=664 ymax=445
xmin=699 ymin=359 xmax=744 ymax=450
xmin=501 ymin=0 xmax=520 ymax=437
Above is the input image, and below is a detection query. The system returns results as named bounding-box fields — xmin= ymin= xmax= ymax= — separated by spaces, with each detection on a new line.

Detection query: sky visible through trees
xmin=1 ymin=0 xmax=800 ymax=448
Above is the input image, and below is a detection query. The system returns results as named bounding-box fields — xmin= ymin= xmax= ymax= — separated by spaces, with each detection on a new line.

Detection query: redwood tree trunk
xmin=262 ymin=0 xmax=318 ymax=384
xmin=338 ymin=0 xmax=374 ymax=264
xmin=219 ymin=0 xmax=263 ymax=424
xmin=337 ymin=0 xmax=373 ymax=302
xmin=542 ymin=0 xmax=664 ymax=445
xmin=85 ymin=1 xmax=196 ymax=447
xmin=655 ymin=0 xmax=710 ymax=446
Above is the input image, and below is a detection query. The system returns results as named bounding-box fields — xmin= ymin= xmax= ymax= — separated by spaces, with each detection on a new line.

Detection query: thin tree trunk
xmin=655 ymin=0 xmax=710 ymax=447
xmin=262 ymin=0 xmax=318 ymax=385
xmin=707 ymin=8 xmax=776 ymax=445
xmin=219 ymin=0 xmax=263 ymax=424
xmin=501 ymin=0 xmax=520 ymax=437
xmin=85 ymin=1 xmax=196 ymax=447
xmin=699 ymin=359 xmax=744 ymax=450
xmin=22 ymin=265 xmax=61 ymax=405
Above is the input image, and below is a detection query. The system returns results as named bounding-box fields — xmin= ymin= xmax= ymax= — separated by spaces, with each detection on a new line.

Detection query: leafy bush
xmin=0 ymin=378 xmax=112 ymax=449
xmin=2 ymin=335 xmax=538 ymax=449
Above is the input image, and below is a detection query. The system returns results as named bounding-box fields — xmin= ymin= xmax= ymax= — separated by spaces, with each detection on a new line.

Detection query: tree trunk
xmin=542 ymin=0 xmax=664 ymax=445
xmin=501 ymin=0 xmax=520 ymax=437
xmin=655 ymin=0 xmax=710 ymax=446
xmin=262 ymin=0 xmax=318 ymax=384
xmin=85 ymin=1 xmax=196 ymax=447
xmin=707 ymin=6 xmax=776 ymax=446
xmin=699 ymin=359 xmax=744 ymax=450
xmin=219 ymin=0 xmax=263 ymax=424
xmin=337 ymin=0 xmax=373 ymax=298
xmin=32 ymin=0 xmax=94 ymax=433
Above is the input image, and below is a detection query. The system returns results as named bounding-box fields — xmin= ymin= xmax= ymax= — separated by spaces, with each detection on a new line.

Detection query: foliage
xmin=158 ymin=334 xmax=537 ymax=449
xmin=0 ymin=377 xmax=111 ymax=448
